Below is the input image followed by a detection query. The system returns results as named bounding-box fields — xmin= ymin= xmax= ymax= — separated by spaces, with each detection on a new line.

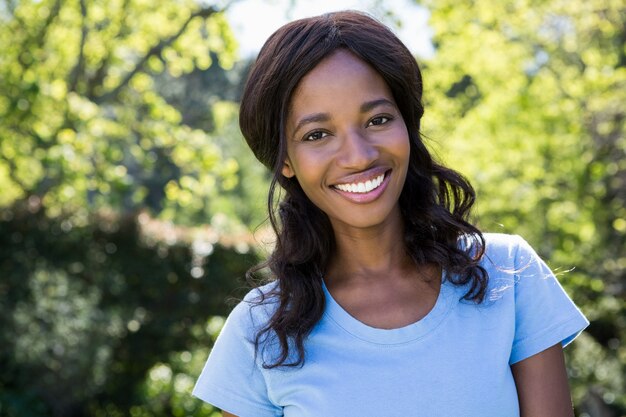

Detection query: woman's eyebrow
xmin=292 ymin=98 xmax=395 ymax=136
xmin=360 ymin=98 xmax=396 ymax=113
xmin=293 ymin=113 xmax=330 ymax=136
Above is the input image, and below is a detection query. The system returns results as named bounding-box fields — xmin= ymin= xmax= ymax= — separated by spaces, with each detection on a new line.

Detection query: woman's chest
xmin=263 ymin=308 xmax=519 ymax=417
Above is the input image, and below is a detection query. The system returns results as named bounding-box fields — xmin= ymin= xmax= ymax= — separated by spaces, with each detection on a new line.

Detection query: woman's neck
xmin=326 ymin=207 xmax=414 ymax=283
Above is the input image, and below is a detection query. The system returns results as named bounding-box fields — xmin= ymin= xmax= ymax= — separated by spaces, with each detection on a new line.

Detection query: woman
xmin=193 ymin=10 xmax=588 ymax=417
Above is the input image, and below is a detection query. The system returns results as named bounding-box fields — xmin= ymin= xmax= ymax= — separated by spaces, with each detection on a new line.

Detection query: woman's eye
xmin=304 ymin=131 xmax=328 ymax=141
xmin=368 ymin=115 xmax=391 ymax=127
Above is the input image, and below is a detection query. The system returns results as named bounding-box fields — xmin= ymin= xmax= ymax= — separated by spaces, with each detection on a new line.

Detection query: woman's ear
xmin=282 ymin=159 xmax=295 ymax=178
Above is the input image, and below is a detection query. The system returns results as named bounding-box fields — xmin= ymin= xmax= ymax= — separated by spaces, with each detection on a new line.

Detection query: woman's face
xmin=283 ymin=49 xmax=410 ymax=233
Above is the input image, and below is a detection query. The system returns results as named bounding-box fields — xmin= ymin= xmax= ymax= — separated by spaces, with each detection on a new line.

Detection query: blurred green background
xmin=0 ymin=0 xmax=623 ymax=416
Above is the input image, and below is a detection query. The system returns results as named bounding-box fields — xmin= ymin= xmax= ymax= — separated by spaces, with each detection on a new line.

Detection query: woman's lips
xmin=334 ymin=172 xmax=385 ymax=193
xmin=331 ymin=169 xmax=391 ymax=203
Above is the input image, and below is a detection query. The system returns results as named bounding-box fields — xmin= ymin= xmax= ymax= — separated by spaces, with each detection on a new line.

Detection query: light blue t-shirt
xmin=193 ymin=233 xmax=589 ymax=417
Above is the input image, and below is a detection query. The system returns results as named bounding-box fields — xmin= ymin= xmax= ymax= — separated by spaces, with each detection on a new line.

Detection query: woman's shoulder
xmin=481 ymin=233 xmax=535 ymax=260
xmin=459 ymin=232 xmax=526 ymax=257
xmin=226 ymin=281 xmax=281 ymax=334
xmin=483 ymin=232 xmax=526 ymax=253
xmin=477 ymin=232 xmax=563 ymax=291
xmin=241 ymin=280 xmax=281 ymax=303
xmin=459 ymin=232 xmax=540 ymax=273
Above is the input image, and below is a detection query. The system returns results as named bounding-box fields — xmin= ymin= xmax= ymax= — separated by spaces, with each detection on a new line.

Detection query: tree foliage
xmin=0 ymin=207 xmax=256 ymax=416
xmin=0 ymin=0 xmax=265 ymax=415
xmin=421 ymin=0 xmax=625 ymax=414
xmin=0 ymin=0 xmax=250 ymax=228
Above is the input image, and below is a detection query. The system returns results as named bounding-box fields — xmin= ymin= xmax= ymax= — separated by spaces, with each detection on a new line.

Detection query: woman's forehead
xmin=288 ymin=50 xmax=393 ymax=116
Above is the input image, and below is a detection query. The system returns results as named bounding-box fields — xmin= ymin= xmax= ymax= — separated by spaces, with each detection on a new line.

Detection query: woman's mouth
xmin=331 ymin=170 xmax=391 ymax=203
xmin=333 ymin=172 xmax=385 ymax=194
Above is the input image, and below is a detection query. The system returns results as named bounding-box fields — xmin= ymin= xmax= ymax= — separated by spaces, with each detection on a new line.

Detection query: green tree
xmin=420 ymin=0 xmax=625 ymax=415
xmin=0 ymin=0 xmax=245 ymax=227
xmin=0 ymin=209 xmax=256 ymax=416
xmin=156 ymin=58 xmax=271 ymax=229
xmin=0 ymin=0 xmax=266 ymax=415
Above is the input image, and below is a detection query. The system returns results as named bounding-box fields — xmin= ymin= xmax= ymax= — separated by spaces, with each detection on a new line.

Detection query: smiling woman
xmin=192 ymin=10 xmax=588 ymax=417
xmin=282 ymin=50 xmax=410 ymax=230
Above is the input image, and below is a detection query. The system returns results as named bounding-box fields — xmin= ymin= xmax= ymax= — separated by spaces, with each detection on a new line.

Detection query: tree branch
xmin=94 ymin=6 xmax=218 ymax=104
xmin=68 ymin=0 xmax=88 ymax=93
xmin=86 ymin=53 xmax=112 ymax=100
xmin=16 ymin=0 xmax=62 ymax=71
xmin=85 ymin=0 xmax=131 ymax=100
xmin=2 ymin=155 xmax=29 ymax=192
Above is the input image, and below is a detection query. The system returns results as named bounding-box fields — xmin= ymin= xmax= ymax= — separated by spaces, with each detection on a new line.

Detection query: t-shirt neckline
xmin=321 ymin=273 xmax=456 ymax=345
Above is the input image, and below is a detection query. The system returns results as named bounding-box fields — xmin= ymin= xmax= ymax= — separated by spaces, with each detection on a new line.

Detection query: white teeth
xmin=335 ymin=174 xmax=385 ymax=193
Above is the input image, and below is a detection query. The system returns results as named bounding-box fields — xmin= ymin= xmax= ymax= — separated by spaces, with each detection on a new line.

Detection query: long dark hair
xmin=238 ymin=10 xmax=487 ymax=368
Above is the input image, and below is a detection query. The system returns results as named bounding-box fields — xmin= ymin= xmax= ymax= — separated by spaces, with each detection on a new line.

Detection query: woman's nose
xmin=336 ymin=129 xmax=379 ymax=169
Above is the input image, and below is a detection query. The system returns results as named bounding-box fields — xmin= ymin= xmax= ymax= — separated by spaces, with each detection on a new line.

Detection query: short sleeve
xmin=192 ymin=292 xmax=282 ymax=417
xmin=509 ymin=235 xmax=589 ymax=364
